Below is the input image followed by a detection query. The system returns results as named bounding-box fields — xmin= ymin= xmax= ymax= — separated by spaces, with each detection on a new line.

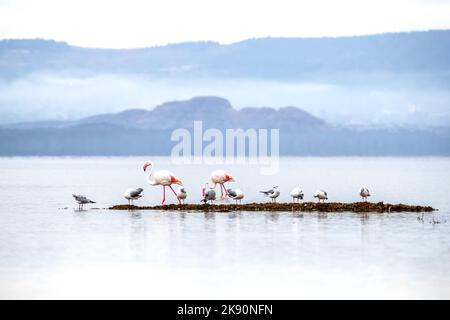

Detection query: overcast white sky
xmin=0 ymin=0 xmax=450 ymax=48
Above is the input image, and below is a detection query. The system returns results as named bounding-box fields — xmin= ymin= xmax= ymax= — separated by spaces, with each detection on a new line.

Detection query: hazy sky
xmin=1 ymin=0 xmax=450 ymax=48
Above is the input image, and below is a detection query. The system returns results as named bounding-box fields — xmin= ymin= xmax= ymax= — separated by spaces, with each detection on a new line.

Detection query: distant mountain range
xmin=1 ymin=30 xmax=450 ymax=127
xmin=1 ymin=30 xmax=450 ymax=82
xmin=1 ymin=96 xmax=449 ymax=156
xmin=7 ymin=96 xmax=325 ymax=130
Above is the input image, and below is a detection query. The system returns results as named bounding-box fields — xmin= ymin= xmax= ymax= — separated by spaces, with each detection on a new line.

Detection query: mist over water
xmin=0 ymin=156 xmax=449 ymax=299
xmin=1 ymin=73 xmax=450 ymax=126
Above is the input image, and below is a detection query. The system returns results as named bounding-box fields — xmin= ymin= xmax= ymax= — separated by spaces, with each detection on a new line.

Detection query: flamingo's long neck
xmin=146 ymin=165 xmax=156 ymax=185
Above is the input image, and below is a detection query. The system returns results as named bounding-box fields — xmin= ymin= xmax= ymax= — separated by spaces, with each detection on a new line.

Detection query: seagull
xmin=313 ymin=189 xmax=328 ymax=202
xmin=123 ymin=188 xmax=143 ymax=206
xmin=360 ymin=187 xmax=371 ymax=202
xmin=143 ymin=160 xmax=183 ymax=205
xmin=176 ymin=187 xmax=187 ymax=204
xmin=227 ymin=188 xmax=244 ymax=204
xmin=72 ymin=194 xmax=95 ymax=210
xmin=201 ymin=182 xmax=216 ymax=204
xmin=210 ymin=169 xmax=235 ymax=198
xmin=260 ymin=186 xmax=280 ymax=203
xmin=290 ymin=187 xmax=304 ymax=203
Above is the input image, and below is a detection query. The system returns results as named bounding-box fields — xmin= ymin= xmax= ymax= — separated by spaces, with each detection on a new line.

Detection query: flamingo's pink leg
xmin=220 ymin=184 xmax=224 ymax=197
xmin=223 ymin=184 xmax=228 ymax=195
xmin=168 ymin=185 xmax=181 ymax=204
xmin=220 ymin=183 xmax=228 ymax=197
xmin=162 ymin=186 xmax=166 ymax=205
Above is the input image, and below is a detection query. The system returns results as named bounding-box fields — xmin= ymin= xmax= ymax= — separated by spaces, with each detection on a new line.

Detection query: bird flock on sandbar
xmin=73 ymin=160 xmax=371 ymax=210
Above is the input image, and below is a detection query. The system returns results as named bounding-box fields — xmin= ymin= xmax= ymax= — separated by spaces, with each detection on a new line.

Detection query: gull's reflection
xmin=265 ymin=212 xmax=279 ymax=223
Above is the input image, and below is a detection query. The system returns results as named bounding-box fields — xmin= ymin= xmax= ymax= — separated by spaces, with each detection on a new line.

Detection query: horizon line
xmin=1 ymin=28 xmax=449 ymax=50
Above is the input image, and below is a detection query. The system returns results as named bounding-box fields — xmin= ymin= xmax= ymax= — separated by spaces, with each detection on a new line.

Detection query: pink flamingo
xmin=143 ymin=161 xmax=183 ymax=205
xmin=210 ymin=169 xmax=235 ymax=198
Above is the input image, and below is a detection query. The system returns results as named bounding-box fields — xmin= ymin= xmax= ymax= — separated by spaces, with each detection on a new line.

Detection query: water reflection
xmin=128 ymin=213 xmax=147 ymax=263
xmin=1 ymin=156 xmax=449 ymax=299
xmin=227 ymin=212 xmax=241 ymax=219
xmin=129 ymin=211 xmax=142 ymax=219
xmin=204 ymin=212 xmax=216 ymax=220
xmin=317 ymin=212 xmax=328 ymax=220
xmin=265 ymin=212 xmax=280 ymax=223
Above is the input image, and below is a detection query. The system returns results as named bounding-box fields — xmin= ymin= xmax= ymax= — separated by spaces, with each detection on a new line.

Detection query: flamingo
xmin=360 ymin=187 xmax=371 ymax=202
xmin=313 ymin=189 xmax=328 ymax=202
xmin=227 ymin=188 xmax=244 ymax=204
xmin=201 ymin=182 xmax=216 ymax=204
xmin=143 ymin=161 xmax=183 ymax=205
xmin=210 ymin=169 xmax=235 ymax=198
xmin=72 ymin=194 xmax=95 ymax=210
xmin=176 ymin=187 xmax=187 ymax=204
xmin=124 ymin=188 xmax=143 ymax=206
xmin=290 ymin=187 xmax=304 ymax=203
xmin=260 ymin=186 xmax=280 ymax=203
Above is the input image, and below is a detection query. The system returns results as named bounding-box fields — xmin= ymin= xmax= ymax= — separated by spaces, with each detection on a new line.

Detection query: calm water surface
xmin=0 ymin=156 xmax=449 ymax=299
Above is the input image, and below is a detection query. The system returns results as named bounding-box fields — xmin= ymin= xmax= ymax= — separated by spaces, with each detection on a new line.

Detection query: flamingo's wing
xmin=152 ymin=170 xmax=173 ymax=185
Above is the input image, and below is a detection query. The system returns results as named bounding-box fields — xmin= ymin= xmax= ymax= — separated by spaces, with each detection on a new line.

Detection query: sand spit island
xmin=109 ymin=202 xmax=435 ymax=213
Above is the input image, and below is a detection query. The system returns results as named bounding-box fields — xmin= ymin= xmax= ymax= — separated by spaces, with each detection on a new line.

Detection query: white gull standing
xmin=124 ymin=188 xmax=143 ymax=206
xmin=227 ymin=188 xmax=244 ymax=204
xmin=201 ymin=182 xmax=216 ymax=204
xmin=260 ymin=186 xmax=280 ymax=203
xmin=290 ymin=187 xmax=304 ymax=203
xmin=359 ymin=187 xmax=371 ymax=202
xmin=313 ymin=189 xmax=328 ymax=202
xmin=72 ymin=194 xmax=95 ymax=211
xmin=176 ymin=187 xmax=187 ymax=204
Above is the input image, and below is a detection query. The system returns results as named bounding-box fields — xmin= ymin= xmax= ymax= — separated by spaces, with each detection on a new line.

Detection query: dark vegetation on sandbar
xmin=109 ymin=202 xmax=435 ymax=213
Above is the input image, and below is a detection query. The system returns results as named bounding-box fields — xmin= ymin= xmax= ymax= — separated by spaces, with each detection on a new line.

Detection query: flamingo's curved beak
xmin=143 ymin=163 xmax=150 ymax=171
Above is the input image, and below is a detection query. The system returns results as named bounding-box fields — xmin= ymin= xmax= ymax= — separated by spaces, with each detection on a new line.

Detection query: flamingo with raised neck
xmin=143 ymin=161 xmax=183 ymax=205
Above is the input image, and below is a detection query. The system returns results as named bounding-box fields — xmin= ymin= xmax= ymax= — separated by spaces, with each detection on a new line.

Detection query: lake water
xmin=0 ymin=156 xmax=449 ymax=299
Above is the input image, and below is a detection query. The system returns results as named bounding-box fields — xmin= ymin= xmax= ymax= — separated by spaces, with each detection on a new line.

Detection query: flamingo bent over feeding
xmin=210 ymin=169 xmax=235 ymax=198
xmin=143 ymin=161 xmax=183 ymax=205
